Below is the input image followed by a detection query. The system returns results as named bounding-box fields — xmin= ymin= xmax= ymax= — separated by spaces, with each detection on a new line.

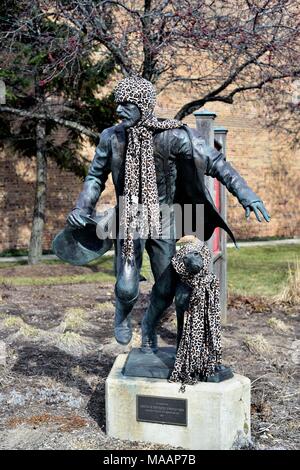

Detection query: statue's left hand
xmin=245 ymin=201 xmax=271 ymax=222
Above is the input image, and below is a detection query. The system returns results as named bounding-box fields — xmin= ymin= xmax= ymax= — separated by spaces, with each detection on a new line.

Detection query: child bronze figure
xmin=171 ymin=240 xmax=233 ymax=388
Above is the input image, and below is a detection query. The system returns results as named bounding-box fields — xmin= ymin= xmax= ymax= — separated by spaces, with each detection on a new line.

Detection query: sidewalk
xmin=227 ymin=238 xmax=300 ymax=248
xmin=0 ymin=238 xmax=299 ymax=263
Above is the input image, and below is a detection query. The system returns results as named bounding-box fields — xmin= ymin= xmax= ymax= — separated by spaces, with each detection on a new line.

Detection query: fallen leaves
xmin=6 ymin=413 xmax=89 ymax=432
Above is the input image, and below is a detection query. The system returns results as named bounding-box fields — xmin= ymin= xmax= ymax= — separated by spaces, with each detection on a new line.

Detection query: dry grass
xmin=244 ymin=334 xmax=273 ymax=356
xmin=4 ymin=316 xmax=39 ymax=337
xmin=55 ymin=331 xmax=89 ymax=356
xmin=273 ymin=259 xmax=300 ymax=306
xmin=57 ymin=331 xmax=86 ymax=347
xmin=94 ymin=301 xmax=114 ymax=311
xmin=4 ymin=316 xmax=24 ymax=328
xmin=63 ymin=307 xmax=87 ymax=331
xmin=267 ymin=317 xmax=290 ymax=333
xmin=18 ymin=324 xmax=39 ymax=337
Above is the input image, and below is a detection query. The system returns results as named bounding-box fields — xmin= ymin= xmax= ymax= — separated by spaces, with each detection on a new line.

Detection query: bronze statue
xmin=53 ymin=76 xmax=270 ymax=353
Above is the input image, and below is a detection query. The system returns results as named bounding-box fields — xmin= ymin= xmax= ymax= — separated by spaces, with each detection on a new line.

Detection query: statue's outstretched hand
xmin=66 ymin=208 xmax=87 ymax=228
xmin=245 ymin=201 xmax=271 ymax=222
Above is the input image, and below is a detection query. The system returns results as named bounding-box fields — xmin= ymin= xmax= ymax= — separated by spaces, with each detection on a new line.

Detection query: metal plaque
xmin=136 ymin=395 xmax=187 ymax=426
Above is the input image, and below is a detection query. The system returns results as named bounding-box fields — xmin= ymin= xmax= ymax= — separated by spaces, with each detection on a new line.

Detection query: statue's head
xmin=115 ymin=102 xmax=141 ymax=128
xmin=183 ymin=251 xmax=204 ymax=275
xmin=114 ymin=75 xmax=156 ymax=128
xmin=172 ymin=240 xmax=212 ymax=279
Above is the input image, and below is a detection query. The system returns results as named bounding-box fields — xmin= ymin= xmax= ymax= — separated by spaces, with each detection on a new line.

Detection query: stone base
xmin=106 ymin=354 xmax=251 ymax=450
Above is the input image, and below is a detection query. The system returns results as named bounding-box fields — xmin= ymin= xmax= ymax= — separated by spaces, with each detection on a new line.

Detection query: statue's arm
xmin=174 ymin=127 xmax=270 ymax=222
xmin=206 ymin=147 xmax=259 ymax=206
xmin=67 ymin=129 xmax=112 ymax=227
xmin=205 ymin=146 xmax=270 ymax=222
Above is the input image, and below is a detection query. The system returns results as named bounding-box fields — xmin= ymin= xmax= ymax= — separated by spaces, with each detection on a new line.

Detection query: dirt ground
xmin=0 ymin=264 xmax=299 ymax=450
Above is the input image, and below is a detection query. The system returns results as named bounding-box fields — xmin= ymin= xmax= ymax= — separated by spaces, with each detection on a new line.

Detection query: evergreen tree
xmin=0 ymin=1 xmax=117 ymax=263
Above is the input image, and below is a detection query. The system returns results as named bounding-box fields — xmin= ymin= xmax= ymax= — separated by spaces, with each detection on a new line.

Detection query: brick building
xmin=0 ymin=87 xmax=299 ymax=253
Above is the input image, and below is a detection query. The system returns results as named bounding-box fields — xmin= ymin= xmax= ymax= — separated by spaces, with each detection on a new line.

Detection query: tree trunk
xmin=28 ymin=120 xmax=47 ymax=265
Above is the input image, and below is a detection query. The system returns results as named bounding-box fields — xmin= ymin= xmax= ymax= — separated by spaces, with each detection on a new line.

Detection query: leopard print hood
xmin=171 ymin=240 xmax=212 ymax=284
xmin=114 ymin=75 xmax=156 ymax=121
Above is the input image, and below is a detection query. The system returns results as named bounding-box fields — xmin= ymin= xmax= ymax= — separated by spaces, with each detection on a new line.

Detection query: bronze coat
xmin=75 ymin=123 xmax=260 ymax=244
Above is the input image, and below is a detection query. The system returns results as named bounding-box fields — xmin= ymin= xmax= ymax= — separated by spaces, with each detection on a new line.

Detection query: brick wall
xmin=156 ymin=89 xmax=300 ymax=240
xmin=0 ymin=90 xmax=299 ymax=252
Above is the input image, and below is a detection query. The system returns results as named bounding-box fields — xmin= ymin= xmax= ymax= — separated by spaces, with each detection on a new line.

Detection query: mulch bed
xmin=0 ymin=274 xmax=299 ymax=450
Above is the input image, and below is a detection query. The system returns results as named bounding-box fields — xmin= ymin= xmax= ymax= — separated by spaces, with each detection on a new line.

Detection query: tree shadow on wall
xmin=0 ymin=143 xmax=83 ymax=254
xmin=0 ymin=146 xmax=35 ymax=252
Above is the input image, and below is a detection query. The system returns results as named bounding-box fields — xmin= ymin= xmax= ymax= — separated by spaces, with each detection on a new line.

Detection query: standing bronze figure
xmin=53 ymin=76 xmax=270 ymax=352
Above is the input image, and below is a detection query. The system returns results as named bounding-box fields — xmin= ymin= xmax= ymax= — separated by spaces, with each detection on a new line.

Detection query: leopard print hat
xmin=171 ymin=240 xmax=212 ymax=282
xmin=114 ymin=75 xmax=156 ymax=121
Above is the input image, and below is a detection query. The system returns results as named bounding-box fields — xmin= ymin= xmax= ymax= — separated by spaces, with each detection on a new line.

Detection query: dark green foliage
xmin=0 ymin=1 xmax=117 ymax=176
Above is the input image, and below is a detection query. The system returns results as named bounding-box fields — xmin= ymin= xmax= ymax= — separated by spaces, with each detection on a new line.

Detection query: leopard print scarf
xmin=170 ymin=241 xmax=222 ymax=390
xmin=114 ymin=76 xmax=182 ymax=260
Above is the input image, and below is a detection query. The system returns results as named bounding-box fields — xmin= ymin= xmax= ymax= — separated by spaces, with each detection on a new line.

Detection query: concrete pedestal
xmin=105 ymin=354 xmax=251 ymax=450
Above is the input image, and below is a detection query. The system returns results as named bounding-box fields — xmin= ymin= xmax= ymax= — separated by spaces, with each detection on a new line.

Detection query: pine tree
xmin=0 ymin=1 xmax=117 ymax=263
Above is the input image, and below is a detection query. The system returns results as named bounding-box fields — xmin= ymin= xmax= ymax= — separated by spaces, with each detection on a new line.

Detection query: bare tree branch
xmin=1 ymin=0 xmax=299 ymax=141
xmin=174 ymin=46 xmax=275 ymax=119
xmin=0 ymin=106 xmax=98 ymax=139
